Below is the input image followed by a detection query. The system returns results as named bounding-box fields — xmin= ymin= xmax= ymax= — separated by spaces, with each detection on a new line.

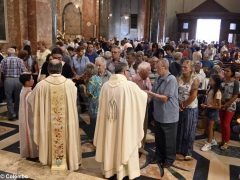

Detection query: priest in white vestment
xmin=94 ymin=62 xmax=148 ymax=179
xmin=19 ymin=73 xmax=38 ymax=158
xmin=28 ymin=59 xmax=81 ymax=171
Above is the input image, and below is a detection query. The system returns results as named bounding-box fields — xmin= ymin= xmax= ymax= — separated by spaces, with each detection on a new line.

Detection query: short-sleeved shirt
xmin=100 ymin=70 xmax=111 ymax=84
xmin=85 ymin=52 xmax=98 ymax=63
xmin=41 ymin=61 xmax=73 ymax=79
xmin=107 ymin=58 xmax=128 ymax=74
xmin=1 ymin=56 xmax=25 ymax=78
xmin=221 ymin=80 xmax=239 ymax=111
xmin=152 ymin=73 xmax=179 ymax=123
xmin=201 ymin=60 xmax=214 ymax=69
xmin=206 ymin=89 xmax=222 ymax=106
xmin=70 ymin=55 xmax=90 ymax=75
xmin=87 ymin=75 xmax=102 ymax=117
xmin=131 ymin=74 xmax=152 ymax=91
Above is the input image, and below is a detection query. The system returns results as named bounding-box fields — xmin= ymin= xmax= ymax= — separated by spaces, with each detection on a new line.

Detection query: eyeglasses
xmin=52 ymin=55 xmax=62 ymax=60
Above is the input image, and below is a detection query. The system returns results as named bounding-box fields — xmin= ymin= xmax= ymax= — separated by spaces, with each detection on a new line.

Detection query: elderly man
xmin=132 ymin=62 xmax=152 ymax=91
xmin=147 ymin=59 xmax=179 ymax=177
xmin=28 ymin=59 xmax=81 ymax=171
xmin=95 ymin=57 xmax=111 ymax=84
xmin=107 ymin=45 xmax=128 ymax=73
xmin=1 ymin=48 xmax=25 ymax=120
xmin=194 ymin=61 xmax=206 ymax=90
xmin=131 ymin=62 xmax=152 ymax=154
xmin=94 ymin=62 xmax=147 ymax=179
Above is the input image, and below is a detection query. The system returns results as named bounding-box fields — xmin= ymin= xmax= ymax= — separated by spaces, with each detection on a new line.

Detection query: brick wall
xmin=0 ymin=0 xmax=100 ymax=53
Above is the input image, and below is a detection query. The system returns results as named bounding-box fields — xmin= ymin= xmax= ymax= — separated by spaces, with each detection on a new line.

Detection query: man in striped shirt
xmin=1 ymin=48 xmax=25 ymax=120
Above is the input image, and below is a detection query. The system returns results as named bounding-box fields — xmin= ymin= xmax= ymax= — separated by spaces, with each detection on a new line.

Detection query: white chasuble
xmin=28 ymin=74 xmax=81 ymax=171
xmin=94 ymin=74 xmax=148 ymax=179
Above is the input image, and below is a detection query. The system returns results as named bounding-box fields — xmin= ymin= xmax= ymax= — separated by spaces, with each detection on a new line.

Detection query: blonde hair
xmin=183 ymin=60 xmax=194 ymax=72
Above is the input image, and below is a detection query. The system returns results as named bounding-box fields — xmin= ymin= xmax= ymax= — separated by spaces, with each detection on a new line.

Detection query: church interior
xmin=0 ymin=0 xmax=240 ymax=179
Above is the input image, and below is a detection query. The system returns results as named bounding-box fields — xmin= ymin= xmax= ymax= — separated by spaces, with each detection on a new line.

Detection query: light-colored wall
xmin=165 ymin=0 xmax=240 ymax=40
xmin=109 ymin=0 xmax=140 ymax=40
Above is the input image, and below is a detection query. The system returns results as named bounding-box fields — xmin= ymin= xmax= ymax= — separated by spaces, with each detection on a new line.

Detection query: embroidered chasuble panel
xmin=50 ymin=83 xmax=67 ymax=170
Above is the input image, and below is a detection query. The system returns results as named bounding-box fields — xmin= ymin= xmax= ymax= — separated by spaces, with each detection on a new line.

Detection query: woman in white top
xmin=177 ymin=60 xmax=200 ymax=160
xmin=192 ymin=46 xmax=202 ymax=63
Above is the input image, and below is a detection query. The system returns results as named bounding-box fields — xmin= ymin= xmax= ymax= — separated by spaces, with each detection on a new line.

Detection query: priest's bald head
xmin=48 ymin=59 xmax=63 ymax=75
xmin=114 ymin=62 xmax=129 ymax=78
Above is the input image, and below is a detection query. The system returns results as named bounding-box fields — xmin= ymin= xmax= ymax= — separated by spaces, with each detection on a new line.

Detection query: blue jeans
xmin=4 ymin=78 xmax=22 ymax=118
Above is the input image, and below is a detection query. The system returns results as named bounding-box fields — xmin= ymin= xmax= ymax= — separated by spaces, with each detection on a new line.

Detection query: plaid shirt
xmin=1 ymin=56 xmax=25 ymax=78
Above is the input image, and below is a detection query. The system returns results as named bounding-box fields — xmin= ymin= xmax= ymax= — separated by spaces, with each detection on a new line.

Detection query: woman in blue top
xmin=85 ymin=63 xmax=102 ymax=139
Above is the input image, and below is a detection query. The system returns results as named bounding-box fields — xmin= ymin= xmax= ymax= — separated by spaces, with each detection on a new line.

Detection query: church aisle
xmin=0 ymin=105 xmax=240 ymax=179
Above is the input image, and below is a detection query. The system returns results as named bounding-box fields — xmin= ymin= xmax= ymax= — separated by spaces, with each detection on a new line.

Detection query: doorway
xmin=196 ymin=19 xmax=221 ymax=43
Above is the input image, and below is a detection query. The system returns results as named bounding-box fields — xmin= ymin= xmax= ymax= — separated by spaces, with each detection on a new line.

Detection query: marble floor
xmin=0 ymin=104 xmax=240 ymax=180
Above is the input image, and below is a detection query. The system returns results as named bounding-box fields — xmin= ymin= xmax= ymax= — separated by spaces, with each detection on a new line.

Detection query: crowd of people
xmin=0 ymin=37 xmax=240 ymax=179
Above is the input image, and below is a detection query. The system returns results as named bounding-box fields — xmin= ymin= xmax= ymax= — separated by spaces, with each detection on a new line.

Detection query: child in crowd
xmin=19 ymin=73 xmax=38 ymax=159
xmin=201 ymin=74 xmax=222 ymax=151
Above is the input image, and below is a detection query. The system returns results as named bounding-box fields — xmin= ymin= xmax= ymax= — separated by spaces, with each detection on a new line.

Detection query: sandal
xmin=220 ymin=143 xmax=229 ymax=150
xmin=184 ymin=155 xmax=193 ymax=161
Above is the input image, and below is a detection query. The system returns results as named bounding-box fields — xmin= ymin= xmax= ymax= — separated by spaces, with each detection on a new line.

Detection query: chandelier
xmin=72 ymin=0 xmax=83 ymax=10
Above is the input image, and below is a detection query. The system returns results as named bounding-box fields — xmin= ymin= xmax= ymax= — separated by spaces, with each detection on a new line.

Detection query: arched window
xmin=62 ymin=2 xmax=82 ymax=39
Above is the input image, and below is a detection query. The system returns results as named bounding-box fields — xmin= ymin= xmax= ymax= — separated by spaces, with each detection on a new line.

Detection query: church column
xmin=158 ymin=0 xmax=166 ymax=42
xmin=27 ymin=0 xmax=37 ymax=54
xmin=95 ymin=0 xmax=100 ymax=38
xmin=13 ymin=0 xmax=22 ymax=48
xmin=138 ymin=0 xmax=150 ymax=41
xmin=149 ymin=0 xmax=160 ymax=42
xmin=99 ymin=0 xmax=110 ymax=39
xmin=51 ymin=0 xmax=57 ymax=47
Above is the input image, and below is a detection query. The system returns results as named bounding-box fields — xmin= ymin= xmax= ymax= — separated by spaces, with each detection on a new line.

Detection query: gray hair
xmin=48 ymin=59 xmax=62 ymax=74
xmin=115 ymin=62 xmax=128 ymax=74
xmin=111 ymin=45 xmax=121 ymax=51
xmin=103 ymin=51 xmax=112 ymax=59
xmin=7 ymin=48 xmax=16 ymax=55
xmin=95 ymin=56 xmax=106 ymax=67
xmin=137 ymin=62 xmax=151 ymax=73
xmin=158 ymin=58 xmax=169 ymax=69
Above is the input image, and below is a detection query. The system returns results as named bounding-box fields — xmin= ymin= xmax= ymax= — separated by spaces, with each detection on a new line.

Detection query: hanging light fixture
xmin=123 ymin=14 xmax=129 ymax=20
xmin=121 ymin=0 xmax=130 ymax=20
xmin=72 ymin=0 xmax=83 ymax=10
